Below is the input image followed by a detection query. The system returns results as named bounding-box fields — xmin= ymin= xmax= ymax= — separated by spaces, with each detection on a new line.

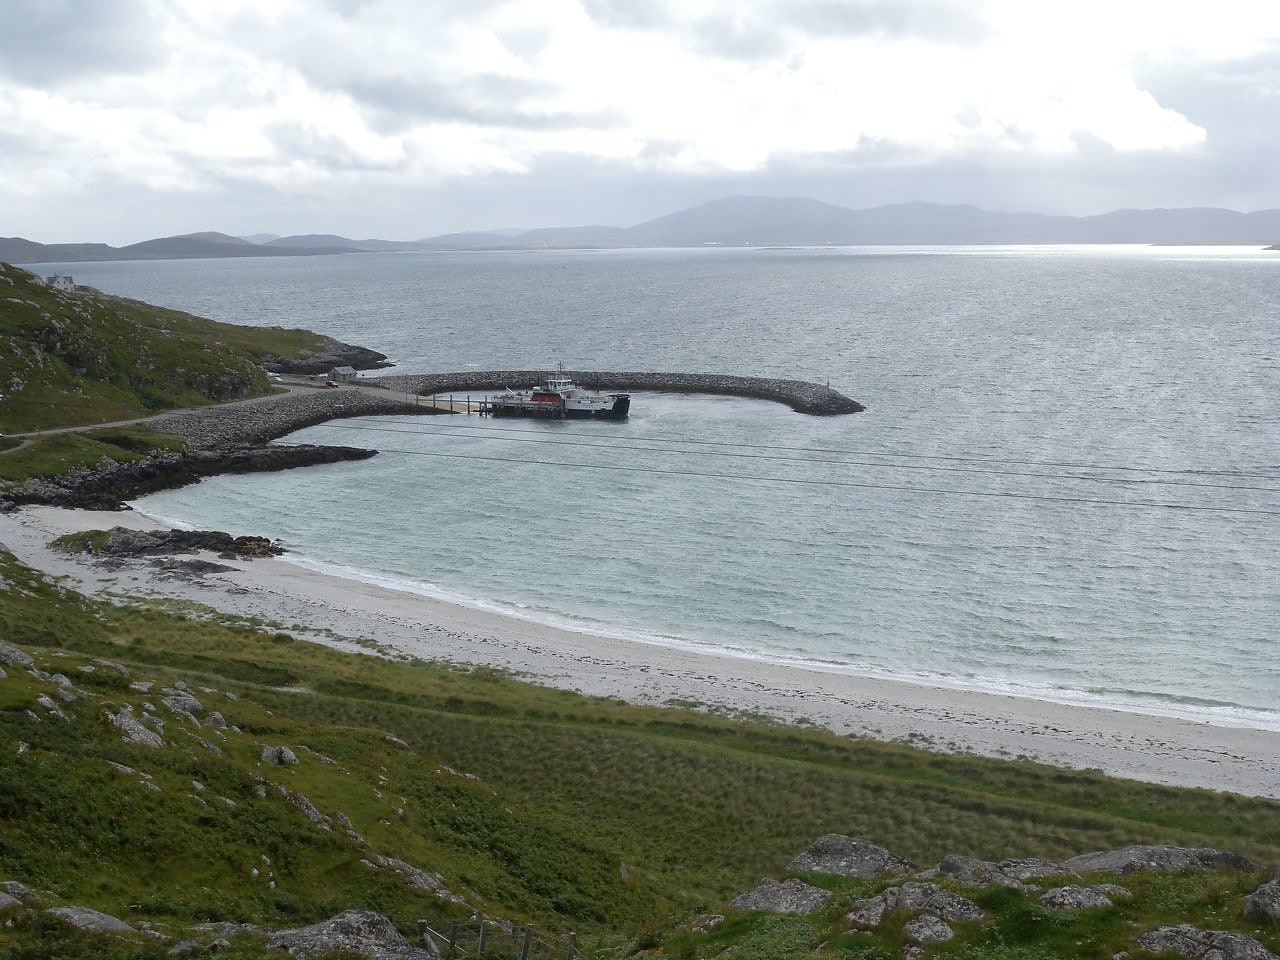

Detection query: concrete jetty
xmin=372 ymin=371 xmax=864 ymax=416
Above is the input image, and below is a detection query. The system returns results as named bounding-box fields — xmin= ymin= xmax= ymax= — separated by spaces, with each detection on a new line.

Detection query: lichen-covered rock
xmin=0 ymin=641 xmax=34 ymax=668
xmin=934 ymin=854 xmax=1076 ymax=888
xmin=788 ymin=835 xmax=915 ymax=878
xmin=883 ymin=883 xmax=985 ymax=923
xmin=846 ymin=896 xmax=888 ymax=929
xmin=0 ymin=881 xmax=43 ymax=906
xmin=0 ymin=891 xmax=23 ymax=912
xmin=1243 ymin=881 xmax=1280 ymax=923
xmin=1066 ymin=845 xmax=1261 ymax=875
xmin=1135 ymin=925 xmax=1278 ymax=959
xmin=730 ymin=878 xmax=832 ymax=914
xmin=163 ymin=691 xmax=205 ymax=716
xmin=45 ymin=905 xmax=136 ymax=934
xmin=265 ymin=909 xmax=439 ymax=959
xmin=368 ymin=856 xmax=464 ymax=903
xmin=105 ymin=706 xmax=164 ymax=747
xmin=903 ymin=914 xmax=954 ymax=944
xmin=1038 ymin=884 xmax=1122 ymax=910
xmin=260 ymin=745 xmax=298 ymax=766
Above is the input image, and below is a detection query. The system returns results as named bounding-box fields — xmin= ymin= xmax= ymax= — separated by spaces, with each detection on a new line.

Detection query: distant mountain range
xmin=5 ymin=197 xmax=1280 ymax=263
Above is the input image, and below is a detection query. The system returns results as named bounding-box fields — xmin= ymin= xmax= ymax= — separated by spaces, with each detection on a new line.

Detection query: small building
xmin=328 ymin=365 xmax=358 ymax=382
xmin=45 ymin=274 xmax=76 ymax=291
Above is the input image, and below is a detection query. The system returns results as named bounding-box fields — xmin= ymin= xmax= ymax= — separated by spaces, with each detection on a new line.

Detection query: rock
xmin=730 ymin=878 xmax=832 ymax=914
xmin=93 ymin=658 xmax=129 ymax=676
xmin=130 ymin=681 xmax=154 ymax=693
xmin=0 ymin=641 xmax=34 ymax=668
xmin=335 ymin=811 xmax=366 ymax=846
xmin=45 ymin=905 xmax=136 ymax=934
xmin=1243 ymin=881 xmax=1280 ymax=923
xmin=369 ymin=856 xmax=463 ymax=903
xmin=903 ymin=914 xmax=954 ymax=944
xmin=163 ymin=691 xmax=205 ymax=715
xmin=0 ymin=891 xmax=23 ymax=911
xmin=883 ymin=883 xmax=985 ymax=923
xmin=1065 ymin=845 xmax=1261 ymax=875
xmin=1135 ymin=925 xmax=1278 ymax=959
xmin=285 ymin=791 xmax=331 ymax=830
xmin=260 ymin=745 xmax=298 ymax=765
xmin=788 ymin=835 xmax=915 ymax=878
xmin=1 ymin=881 xmax=43 ymax=906
xmin=934 ymin=854 xmax=1075 ymax=888
xmin=205 ymin=711 xmax=227 ymax=728
xmin=384 ymin=734 xmax=408 ymax=749
xmin=265 ymin=909 xmax=440 ymax=959
xmin=690 ymin=914 xmax=724 ymax=934
xmin=1039 ymin=884 xmax=1120 ymax=910
xmin=845 ymin=896 xmax=887 ymax=929
xmin=105 ymin=706 xmax=164 ymax=747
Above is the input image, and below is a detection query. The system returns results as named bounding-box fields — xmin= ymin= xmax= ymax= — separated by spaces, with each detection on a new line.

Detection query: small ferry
xmin=485 ymin=369 xmax=630 ymax=420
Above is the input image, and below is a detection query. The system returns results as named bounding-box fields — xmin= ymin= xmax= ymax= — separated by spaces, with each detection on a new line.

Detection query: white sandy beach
xmin=2 ymin=504 xmax=1277 ymax=799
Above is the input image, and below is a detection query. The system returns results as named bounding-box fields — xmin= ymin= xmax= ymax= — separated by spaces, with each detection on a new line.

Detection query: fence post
xmin=519 ymin=926 xmax=532 ymax=960
xmin=477 ymin=922 xmax=487 ymax=953
xmin=416 ymin=921 xmax=427 ymax=946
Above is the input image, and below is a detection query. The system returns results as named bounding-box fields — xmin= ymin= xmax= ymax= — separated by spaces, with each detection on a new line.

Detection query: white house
xmin=45 ymin=274 xmax=76 ymax=291
xmin=328 ymin=365 xmax=357 ymax=382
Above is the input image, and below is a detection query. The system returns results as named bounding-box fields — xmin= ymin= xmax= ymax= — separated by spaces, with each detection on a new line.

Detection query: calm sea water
xmin=36 ymin=246 xmax=1280 ymax=728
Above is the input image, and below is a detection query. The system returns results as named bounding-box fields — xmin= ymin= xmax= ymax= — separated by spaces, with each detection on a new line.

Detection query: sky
xmin=2 ymin=0 xmax=1279 ymax=244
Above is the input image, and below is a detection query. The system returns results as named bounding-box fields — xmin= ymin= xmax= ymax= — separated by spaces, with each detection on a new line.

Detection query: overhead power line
xmin=272 ymin=440 xmax=1280 ymax=518
xmin=302 ymin=420 xmax=1280 ymax=495
xmin=356 ymin=414 xmax=1279 ymax=480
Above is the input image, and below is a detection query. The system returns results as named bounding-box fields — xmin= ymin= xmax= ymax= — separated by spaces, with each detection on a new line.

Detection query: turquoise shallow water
xmin=37 ymin=245 xmax=1280 ymax=728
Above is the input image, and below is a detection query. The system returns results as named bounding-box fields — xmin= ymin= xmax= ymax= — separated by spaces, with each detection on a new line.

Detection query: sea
xmin=30 ymin=245 xmax=1280 ymax=730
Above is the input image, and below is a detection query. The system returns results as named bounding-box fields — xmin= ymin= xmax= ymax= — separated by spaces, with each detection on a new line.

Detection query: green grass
xmin=0 ymin=261 xmax=356 ymax=433
xmin=2 ymin=545 xmax=1278 ymax=958
xmin=0 ymin=427 xmax=185 ymax=483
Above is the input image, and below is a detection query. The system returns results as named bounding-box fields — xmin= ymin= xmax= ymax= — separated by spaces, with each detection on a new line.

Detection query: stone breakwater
xmin=150 ymin=389 xmax=431 ymax=448
xmin=373 ymin=371 xmax=865 ymax=416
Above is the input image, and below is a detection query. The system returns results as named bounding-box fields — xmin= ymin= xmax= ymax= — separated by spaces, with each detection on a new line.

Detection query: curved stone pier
xmin=373 ymin=371 xmax=864 ymax=416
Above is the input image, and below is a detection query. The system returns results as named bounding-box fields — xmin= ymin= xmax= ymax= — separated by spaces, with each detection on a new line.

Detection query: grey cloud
xmin=580 ymin=0 xmax=989 ymax=61
xmin=0 ymin=0 xmax=164 ymax=84
xmin=339 ymin=75 xmax=625 ymax=133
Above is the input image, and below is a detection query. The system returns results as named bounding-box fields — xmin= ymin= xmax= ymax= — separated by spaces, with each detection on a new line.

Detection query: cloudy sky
xmin=3 ymin=0 xmax=1279 ymax=244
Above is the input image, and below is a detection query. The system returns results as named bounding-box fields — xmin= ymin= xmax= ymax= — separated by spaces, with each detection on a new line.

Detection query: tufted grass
xmin=2 ymin=545 xmax=1279 ymax=958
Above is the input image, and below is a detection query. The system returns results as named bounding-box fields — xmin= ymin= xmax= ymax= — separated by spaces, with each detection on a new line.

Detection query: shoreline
xmin=2 ymin=504 xmax=1278 ymax=799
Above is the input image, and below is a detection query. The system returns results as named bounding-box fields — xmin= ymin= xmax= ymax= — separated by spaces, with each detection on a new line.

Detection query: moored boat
xmin=485 ymin=370 xmax=630 ymax=419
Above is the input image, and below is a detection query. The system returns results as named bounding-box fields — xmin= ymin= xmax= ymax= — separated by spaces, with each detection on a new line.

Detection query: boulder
xmin=730 ymin=878 xmax=832 ymax=915
xmin=0 ymin=881 xmax=43 ymax=906
xmin=1136 ymin=925 xmax=1278 ymax=959
xmin=265 ymin=909 xmax=439 ymax=959
xmin=0 ymin=641 xmax=34 ymax=668
xmin=45 ymin=905 xmax=136 ymax=934
xmin=260 ymin=745 xmax=299 ymax=766
xmin=882 ymin=883 xmax=985 ymax=923
xmin=1065 ymin=845 xmax=1260 ymax=875
xmin=1243 ymin=881 xmax=1280 ymax=923
xmin=846 ymin=896 xmax=887 ymax=929
xmin=0 ymin=891 xmax=23 ymax=912
xmin=1038 ymin=884 xmax=1122 ymax=910
xmin=163 ymin=691 xmax=205 ymax=715
xmin=788 ymin=835 xmax=915 ymax=878
xmin=105 ymin=707 xmax=164 ymax=747
xmin=903 ymin=914 xmax=954 ymax=944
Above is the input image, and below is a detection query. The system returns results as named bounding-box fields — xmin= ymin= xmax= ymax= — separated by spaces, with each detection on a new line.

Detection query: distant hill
xmin=7 ymin=199 xmax=1280 ymax=262
xmin=0 ymin=232 xmax=364 ymax=264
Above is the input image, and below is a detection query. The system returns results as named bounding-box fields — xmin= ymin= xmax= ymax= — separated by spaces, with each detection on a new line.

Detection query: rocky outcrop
xmin=1038 ymin=884 xmax=1128 ymax=910
xmin=264 ymin=343 xmax=391 ymax=375
xmin=1065 ymin=845 xmax=1261 ymax=875
xmin=931 ymin=854 xmax=1076 ymax=888
xmin=104 ymin=706 xmax=164 ymax=748
xmin=0 ymin=641 xmax=35 ymax=668
xmin=375 ymin=370 xmax=864 ymax=416
xmin=87 ymin=527 xmax=283 ymax=559
xmin=44 ymin=905 xmax=135 ymax=934
xmin=1136 ymin=925 xmax=1279 ymax=959
xmin=845 ymin=882 xmax=984 ymax=930
xmin=788 ymin=835 xmax=915 ymax=878
xmin=729 ymin=878 xmax=832 ymax=914
xmin=1243 ymin=880 xmax=1280 ymax=923
xmin=6 ymin=443 xmax=377 ymax=510
xmin=903 ymin=913 xmax=955 ymax=944
xmin=266 ymin=909 xmax=439 ymax=959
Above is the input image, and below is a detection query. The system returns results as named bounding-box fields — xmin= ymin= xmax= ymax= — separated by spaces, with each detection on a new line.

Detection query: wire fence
xmin=418 ymin=920 xmax=578 ymax=959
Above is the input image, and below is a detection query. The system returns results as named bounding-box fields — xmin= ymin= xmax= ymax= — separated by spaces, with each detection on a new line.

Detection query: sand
xmin=2 ymin=504 xmax=1276 ymax=799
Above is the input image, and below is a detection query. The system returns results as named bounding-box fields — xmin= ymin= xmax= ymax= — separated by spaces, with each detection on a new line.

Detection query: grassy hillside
xmin=0 ymin=262 xmax=357 ymax=433
xmin=2 ymin=545 xmax=1278 ymax=958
